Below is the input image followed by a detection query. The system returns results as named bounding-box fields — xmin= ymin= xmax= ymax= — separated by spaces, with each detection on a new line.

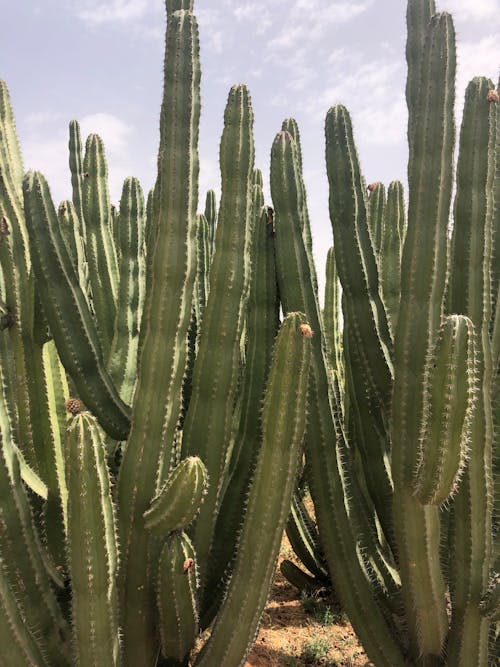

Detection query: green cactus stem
xmin=82 ymin=134 xmax=119 ymax=359
xmin=194 ymin=312 xmax=312 ymax=667
xmin=65 ymin=404 xmax=120 ymax=667
xmin=23 ymin=170 xmax=131 ymax=441
xmin=144 ymin=456 xmax=207 ymax=536
xmin=107 ymin=176 xmax=146 ymax=406
xmin=391 ymin=11 xmax=456 ymax=658
xmin=117 ymin=8 xmax=200 ymax=664
xmin=273 ymin=128 xmax=405 ymax=667
xmin=182 ymin=83 xmax=254 ymax=582
xmin=446 ymin=75 xmax=496 ymax=667
xmin=156 ymin=532 xmax=199 ymax=664
xmin=414 ymin=314 xmax=476 ymax=505
xmin=379 ymin=180 xmax=405 ymax=337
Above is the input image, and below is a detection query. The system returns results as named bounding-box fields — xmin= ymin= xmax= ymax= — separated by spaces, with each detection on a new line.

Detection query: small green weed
xmin=300 ymin=636 xmax=330 ymax=663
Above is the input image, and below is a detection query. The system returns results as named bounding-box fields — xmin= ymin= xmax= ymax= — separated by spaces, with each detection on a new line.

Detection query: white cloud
xmin=268 ymin=1 xmax=374 ymax=52
xmin=79 ymin=113 xmax=133 ymax=157
xmin=75 ymin=0 xmax=149 ymax=25
xmin=21 ymin=111 xmax=134 ymax=205
xmin=440 ymin=0 xmax=499 ymax=22
xmin=455 ymin=35 xmax=499 ymax=102
xmin=301 ymin=59 xmax=405 ymax=141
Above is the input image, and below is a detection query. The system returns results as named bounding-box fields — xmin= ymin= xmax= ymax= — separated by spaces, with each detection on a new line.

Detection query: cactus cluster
xmin=0 ymin=3 xmax=312 ymax=666
xmin=269 ymin=3 xmax=497 ymax=666
xmin=0 ymin=0 xmax=498 ymax=666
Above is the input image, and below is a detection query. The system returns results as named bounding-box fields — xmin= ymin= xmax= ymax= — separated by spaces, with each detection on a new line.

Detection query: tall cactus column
xmin=182 ymin=84 xmax=254 ymax=582
xmin=117 ymin=5 xmax=200 ymax=665
xmin=195 ymin=313 xmax=312 ymax=667
xmin=391 ymin=11 xmax=456 ymax=660
xmin=446 ymin=76 xmax=496 ymax=667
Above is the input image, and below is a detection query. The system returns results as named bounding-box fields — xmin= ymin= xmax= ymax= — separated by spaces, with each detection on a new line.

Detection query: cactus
xmin=194 ymin=312 xmax=312 ymax=667
xmin=65 ymin=401 xmax=120 ymax=667
xmin=0 ymin=1 xmax=496 ymax=666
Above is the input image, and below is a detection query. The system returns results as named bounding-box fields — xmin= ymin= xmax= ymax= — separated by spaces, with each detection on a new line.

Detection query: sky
xmin=1 ymin=0 xmax=499 ymax=298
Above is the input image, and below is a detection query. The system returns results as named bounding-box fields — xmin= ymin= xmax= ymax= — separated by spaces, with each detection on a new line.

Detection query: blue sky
xmin=1 ymin=0 xmax=499 ymax=294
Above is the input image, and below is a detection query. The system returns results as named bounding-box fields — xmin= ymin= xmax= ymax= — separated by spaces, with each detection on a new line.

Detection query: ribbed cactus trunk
xmin=391 ymin=12 xmax=456 ymax=659
xmin=117 ymin=6 xmax=200 ymax=664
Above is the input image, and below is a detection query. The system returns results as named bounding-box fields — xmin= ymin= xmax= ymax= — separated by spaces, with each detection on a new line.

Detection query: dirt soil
xmin=244 ymin=532 xmax=370 ymax=667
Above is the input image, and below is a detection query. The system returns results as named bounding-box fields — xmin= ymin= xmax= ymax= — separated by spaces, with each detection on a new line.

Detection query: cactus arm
xmin=117 ymin=9 xmax=200 ymax=664
xmin=285 ymin=493 xmax=329 ymax=581
xmin=203 ymin=189 xmax=217 ymax=253
xmin=380 ymin=180 xmax=405 ymax=337
xmin=324 ymin=246 xmax=344 ymax=381
xmin=200 ymin=193 xmax=279 ymax=625
xmin=272 ymin=130 xmax=406 ymax=667
xmin=65 ymin=407 xmax=120 ymax=667
xmin=22 ymin=171 xmax=131 ymax=441
xmin=391 ymin=11 xmax=456 ymax=659
xmin=156 ymin=532 xmax=198 ymax=664
xmin=107 ymin=177 xmax=145 ymax=405
xmin=57 ymin=199 xmax=90 ymax=307
xmin=0 ymin=370 xmax=70 ymax=664
xmin=182 ymin=84 xmax=254 ymax=579
xmin=194 ymin=213 xmax=210 ymax=331
xmin=194 ymin=312 xmax=312 ymax=667
xmin=68 ymin=120 xmax=86 ymax=241
xmin=82 ymin=134 xmax=119 ymax=359
xmin=325 ymin=106 xmax=394 ymax=540
xmin=0 ymin=557 xmax=51 ymax=667
xmin=414 ymin=315 xmax=476 ymax=505
xmin=280 ymin=559 xmax=320 ymax=593
xmin=0 ymin=81 xmax=39 ymax=468
xmin=406 ymin=0 xmax=436 ymax=169
xmin=446 ymin=76 xmax=496 ymax=667
xmin=143 ymin=456 xmax=207 ymax=536
xmin=368 ymin=182 xmax=386 ymax=257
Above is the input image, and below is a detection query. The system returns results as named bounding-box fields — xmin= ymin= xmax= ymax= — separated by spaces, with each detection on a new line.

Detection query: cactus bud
xmin=65 ymin=398 xmax=83 ymax=415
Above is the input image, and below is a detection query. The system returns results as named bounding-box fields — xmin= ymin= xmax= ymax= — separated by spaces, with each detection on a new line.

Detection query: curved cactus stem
xmin=446 ymin=76 xmax=496 ymax=667
xmin=0 ymin=557 xmax=51 ymax=667
xmin=272 ymin=129 xmax=405 ymax=667
xmin=82 ymin=134 xmax=119 ymax=359
xmin=368 ymin=181 xmax=386 ymax=257
xmin=285 ymin=493 xmax=329 ymax=582
xmin=194 ymin=312 xmax=312 ymax=667
xmin=117 ymin=8 xmax=200 ymax=664
xmin=144 ymin=456 xmax=207 ymax=536
xmin=0 ymin=364 xmax=70 ymax=664
xmin=156 ymin=532 xmax=199 ymax=664
xmin=280 ymin=559 xmax=321 ymax=594
xmin=68 ymin=120 xmax=86 ymax=240
xmin=200 ymin=194 xmax=279 ymax=626
xmin=390 ymin=12 xmax=456 ymax=659
xmin=182 ymin=84 xmax=254 ymax=583
xmin=23 ymin=171 xmax=131 ymax=441
xmin=324 ymin=246 xmax=344 ymax=383
xmin=380 ymin=180 xmax=405 ymax=337
xmin=325 ymin=106 xmax=394 ymax=545
xmin=107 ymin=176 xmax=146 ymax=406
xmin=414 ymin=315 xmax=476 ymax=505
xmin=203 ymin=189 xmax=217 ymax=254
xmin=65 ymin=408 xmax=120 ymax=667
xmin=57 ymin=199 xmax=90 ymax=308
